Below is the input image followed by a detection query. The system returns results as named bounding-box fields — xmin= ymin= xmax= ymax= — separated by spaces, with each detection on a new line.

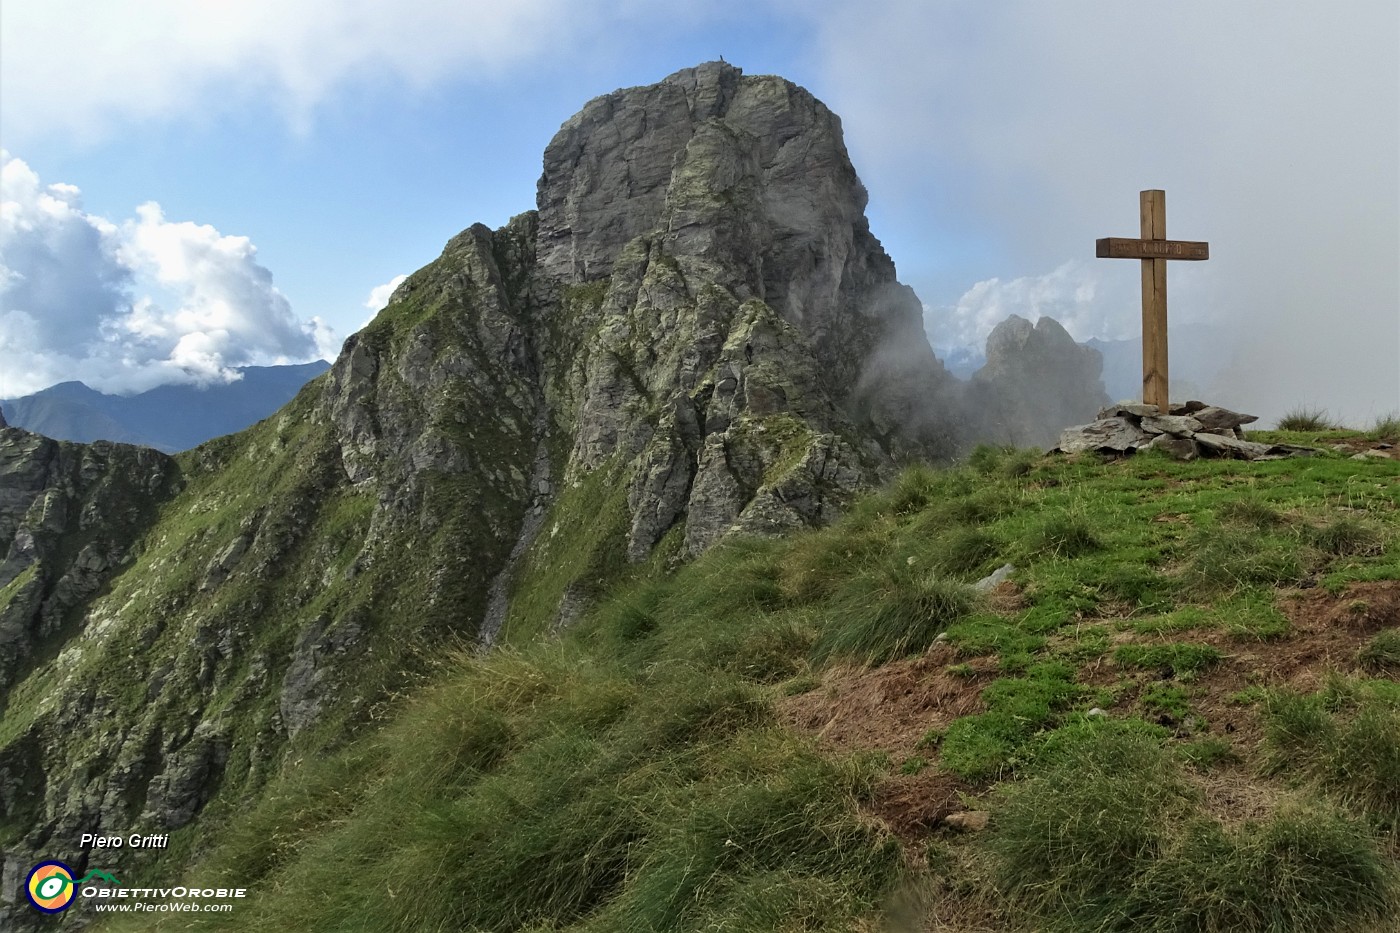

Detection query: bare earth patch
xmin=869 ymin=770 xmax=968 ymax=842
xmin=1329 ymin=438 xmax=1400 ymax=461
xmin=778 ymin=645 xmax=992 ymax=762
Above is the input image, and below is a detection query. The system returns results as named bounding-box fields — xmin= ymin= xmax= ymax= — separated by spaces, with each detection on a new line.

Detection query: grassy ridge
xmin=103 ymin=435 xmax=1399 ymax=931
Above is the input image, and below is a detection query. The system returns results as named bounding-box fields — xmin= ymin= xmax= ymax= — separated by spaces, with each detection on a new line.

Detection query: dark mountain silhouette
xmin=1 ymin=361 xmax=331 ymax=452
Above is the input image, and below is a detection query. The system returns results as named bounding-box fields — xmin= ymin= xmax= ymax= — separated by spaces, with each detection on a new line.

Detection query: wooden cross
xmin=1096 ymin=190 xmax=1209 ymax=413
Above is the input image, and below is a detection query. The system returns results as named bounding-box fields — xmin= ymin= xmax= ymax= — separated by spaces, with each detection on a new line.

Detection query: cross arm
xmin=1095 ymin=238 xmax=1209 ymax=260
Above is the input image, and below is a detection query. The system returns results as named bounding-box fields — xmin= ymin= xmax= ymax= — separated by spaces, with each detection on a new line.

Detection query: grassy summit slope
xmin=103 ymin=433 xmax=1400 ymax=932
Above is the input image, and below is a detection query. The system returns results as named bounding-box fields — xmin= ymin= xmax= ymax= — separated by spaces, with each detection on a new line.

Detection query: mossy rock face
xmin=0 ymin=428 xmax=179 ymax=694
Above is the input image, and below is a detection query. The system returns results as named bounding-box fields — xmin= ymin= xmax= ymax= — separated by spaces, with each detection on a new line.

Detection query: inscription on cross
xmin=1096 ymin=190 xmax=1209 ymax=412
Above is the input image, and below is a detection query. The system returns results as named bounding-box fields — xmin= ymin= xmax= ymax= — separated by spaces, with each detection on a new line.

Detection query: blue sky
xmin=2 ymin=1 xmax=1396 ymax=422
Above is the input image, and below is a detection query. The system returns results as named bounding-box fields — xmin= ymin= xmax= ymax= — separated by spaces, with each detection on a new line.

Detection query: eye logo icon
xmin=26 ymin=861 xmax=77 ymax=913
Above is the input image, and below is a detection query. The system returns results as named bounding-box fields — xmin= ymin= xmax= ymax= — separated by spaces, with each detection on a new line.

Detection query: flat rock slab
xmin=1059 ymin=417 xmax=1145 ymax=453
xmin=1144 ymin=433 xmax=1198 ymax=461
xmin=974 ymin=563 xmax=1016 ymax=592
xmin=1141 ymin=414 xmax=1204 ymax=435
xmin=1098 ymin=402 xmax=1160 ymax=419
xmin=1192 ymin=405 xmax=1260 ymax=432
xmin=1192 ymin=433 xmax=1311 ymax=460
xmin=1193 ymin=432 xmax=1271 ymax=458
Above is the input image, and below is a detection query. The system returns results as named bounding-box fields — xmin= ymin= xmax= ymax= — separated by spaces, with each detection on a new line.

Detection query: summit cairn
xmin=1055 ymin=400 xmax=1313 ymax=461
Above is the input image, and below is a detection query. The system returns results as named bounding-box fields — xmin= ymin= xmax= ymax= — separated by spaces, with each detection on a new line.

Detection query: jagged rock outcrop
xmin=964 ymin=315 xmax=1111 ymax=448
xmin=0 ymin=429 xmax=177 ymax=692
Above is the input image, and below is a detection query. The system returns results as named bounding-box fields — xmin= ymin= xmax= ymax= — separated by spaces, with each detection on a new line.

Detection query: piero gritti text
xmin=80 ymin=832 xmax=170 ymax=849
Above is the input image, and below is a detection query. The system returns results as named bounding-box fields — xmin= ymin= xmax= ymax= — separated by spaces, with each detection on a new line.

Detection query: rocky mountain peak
xmin=0 ymin=67 xmax=1094 ymax=919
xmin=537 ymin=62 xmax=958 ymax=457
xmin=538 ymin=61 xmax=861 ymax=287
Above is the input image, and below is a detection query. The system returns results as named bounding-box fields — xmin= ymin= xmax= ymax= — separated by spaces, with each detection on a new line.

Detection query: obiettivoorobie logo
xmin=25 ymin=861 xmax=122 ymax=914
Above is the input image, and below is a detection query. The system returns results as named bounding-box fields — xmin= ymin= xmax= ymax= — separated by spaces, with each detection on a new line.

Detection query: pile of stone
xmin=1055 ymin=401 xmax=1313 ymax=461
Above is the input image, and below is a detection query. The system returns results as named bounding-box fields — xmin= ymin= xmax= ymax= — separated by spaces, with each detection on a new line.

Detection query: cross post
xmin=1096 ymin=190 xmax=1209 ymax=413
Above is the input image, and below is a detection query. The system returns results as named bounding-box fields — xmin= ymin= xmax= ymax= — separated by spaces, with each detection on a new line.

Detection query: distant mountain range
xmin=1 ymin=361 xmax=331 ymax=452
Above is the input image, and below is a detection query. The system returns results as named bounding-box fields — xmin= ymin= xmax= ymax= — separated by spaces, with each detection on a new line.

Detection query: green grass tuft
xmin=990 ymin=722 xmax=1198 ymax=918
xmin=940 ymin=663 xmax=1084 ymax=780
xmin=1115 ymin=642 xmax=1223 ymax=677
xmin=900 ymin=755 xmax=928 ymax=775
xmin=1140 ymin=683 xmax=1193 ymax=720
xmin=1176 ymin=736 xmax=1239 ymax=770
xmin=1218 ymin=497 xmax=1285 ymax=528
xmin=812 ymin=569 xmax=976 ymax=665
xmin=1359 ymin=629 xmax=1400 ymax=675
xmin=1370 ymin=412 xmax=1400 ymax=441
xmin=943 ymin=615 xmax=1046 ymax=665
xmin=885 ymin=464 xmax=944 ymax=515
xmin=925 ymin=526 xmax=1001 ymax=576
xmin=1263 ymin=682 xmax=1400 ymax=833
xmin=1132 ymin=807 xmax=1396 ymax=932
xmin=1182 ymin=527 xmax=1304 ymax=592
xmin=1308 ymin=517 xmax=1384 ymax=557
xmin=1027 ymin=514 xmax=1102 ymax=559
xmin=1278 ymin=406 xmax=1339 ymax=431
xmin=991 ymin=721 xmax=1397 ymax=932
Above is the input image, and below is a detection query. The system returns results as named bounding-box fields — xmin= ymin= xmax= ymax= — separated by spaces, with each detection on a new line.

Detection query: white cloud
xmin=926 ymin=259 xmax=1215 ymax=354
xmin=0 ymin=0 xmax=586 ymax=143
xmin=0 ymin=153 xmax=330 ymax=396
xmin=928 ymin=261 xmax=1111 ymax=352
xmin=364 ymin=274 xmax=408 ymax=315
